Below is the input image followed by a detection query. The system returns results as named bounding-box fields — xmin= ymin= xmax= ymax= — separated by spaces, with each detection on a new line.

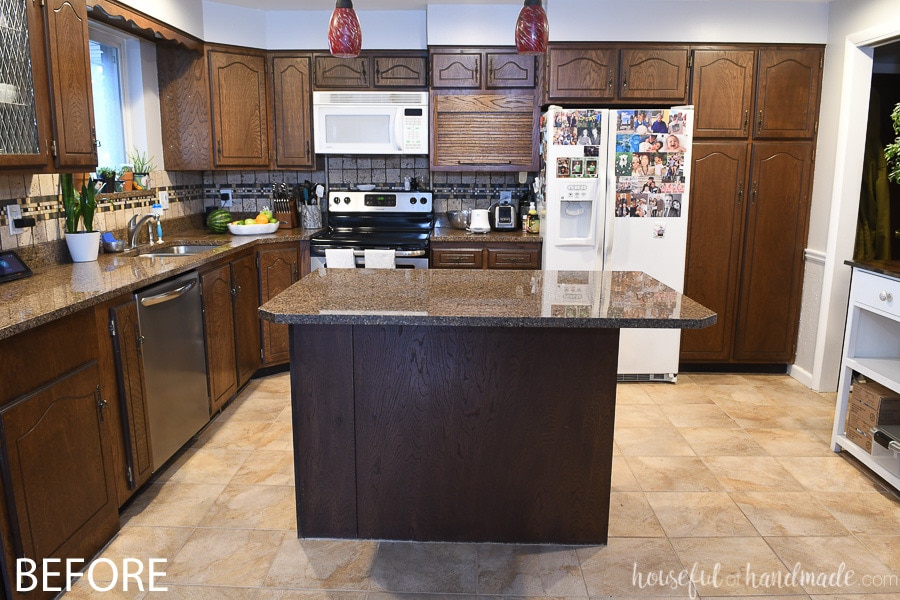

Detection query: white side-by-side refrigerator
xmin=540 ymin=106 xmax=694 ymax=381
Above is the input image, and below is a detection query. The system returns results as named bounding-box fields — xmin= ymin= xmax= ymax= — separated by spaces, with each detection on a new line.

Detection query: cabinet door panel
xmin=485 ymin=53 xmax=535 ymax=88
xmin=0 ymin=362 xmax=118 ymax=579
xmin=272 ymin=55 xmax=313 ymax=168
xmin=755 ymin=49 xmax=822 ymax=139
xmin=259 ymin=245 xmax=299 ymax=365
xmin=374 ymin=56 xmax=427 ymax=88
xmin=691 ymin=50 xmax=755 ymax=138
xmin=548 ymin=47 xmax=615 ymax=100
xmin=44 ymin=0 xmax=97 ymax=168
xmin=209 ymin=50 xmax=269 ymax=166
xmin=314 ymin=56 xmax=369 ymax=88
xmin=680 ymin=143 xmax=748 ymax=361
xmin=619 ymin=48 xmax=689 ymax=102
xmin=431 ymin=53 xmax=481 ymax=88
xmin=158 ymin=44 xmax=213 ymax=170
xmin=734 ymin=142 xmax=812 ymax=361
xmin=232 ymin=253 xmax=261 ymax=387
xmin=202 ymin=264 xmax=237 ymax=414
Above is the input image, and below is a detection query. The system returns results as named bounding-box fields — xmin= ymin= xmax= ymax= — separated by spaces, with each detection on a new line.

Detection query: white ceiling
xmin=208 ymin=0 xmax=832 ymax=10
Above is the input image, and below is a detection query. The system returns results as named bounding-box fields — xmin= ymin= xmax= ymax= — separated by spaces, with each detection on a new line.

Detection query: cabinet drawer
xmin=852 ymin=270 xmax=900 ymax=318
xmin=486 ymin=248 xmax=541 ymax=269
xmin=431 ymin=249 xmax=483 ymax=269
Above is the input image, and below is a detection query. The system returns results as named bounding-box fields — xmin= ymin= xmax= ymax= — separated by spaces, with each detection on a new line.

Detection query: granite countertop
xmin=431 ymin=227 xmax=542 ymax=243
xmin=260 ymin=269 xmax=716 ymax=329
xmin=0 ymin=227 xmax=320 ymax=341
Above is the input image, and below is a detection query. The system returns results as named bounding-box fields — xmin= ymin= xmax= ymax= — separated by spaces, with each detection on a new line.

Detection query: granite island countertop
xmin=260 ymin=268 xmax=716 ymax=329
xmin=0 ymin=227 xmax=320 ymax=341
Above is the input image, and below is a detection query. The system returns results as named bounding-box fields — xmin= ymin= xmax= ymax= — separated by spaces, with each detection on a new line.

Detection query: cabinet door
xmin=754 ymin=48 xmax=822 ymax=139
xmin=374 ymin=55 xmax=427 ymax=88
xmin=619 ymin=48 xmax=689 ymax=102
xmin=209 ymin=49 xmax=269 ymax=167
xmin=691 ymin=49 xmax=756 ymax=139
xmin=431 ymin=52 xmax=482 ymax=88
xmin=0 ymin=362 xmax=119 ymax=589
xmin=431 ymin=91 xmax=538 ymax=171
xmin=232 ymin=252 xmax=260 ymax=387
xmin=158 ymin=44 xmax=213 ymax=170
xmin=314 ymin=55 xmax=369 ymax=88
xmin=548 ymin=47 xmax=616 ymax=100
xmin=680 ymin=143 xmax=749 ymax=361
xmin=259 ymin=245 xmax=300 ymax=365
xmin=202 ymin=264 xmax=237 ymax=414
xmin=44 ymin=0 xmax=97 ymax=168
xmin=109 ymin=299 xmax=153 ymax=499
xmin=486 ymin=246 xmax=541 ymax=269
xmin=0 ymin=0 xmax=51 ymax=169
xmin=431 ymin=247 xmax=483 ymax=269
xmin=272 ymin=55 xmax=314 ymax=168
xmin=733 ymin=142 xmax=813 ymax=362
xmin=485 ymin=53 xmax=535 ymax=88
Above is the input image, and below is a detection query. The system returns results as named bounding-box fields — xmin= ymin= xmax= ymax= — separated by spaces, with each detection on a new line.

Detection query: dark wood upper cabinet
xmin=158 ymin=44 xmax=213 ymax=170
xmin=431 ymin=48 xmax=535 ymax=89
xmin=691 ymin=49 xmax=756 ymax=138
xmin=208 ymin=48 xmax=269 ymax=167
xmin=618 ymin=47 xmax=689 ymax=102
xmin=548 ymin=46 xmax=616 ymax=100
xmin=485 ymin=52 xmax=535 ymax=89
xmin=431 ymin=51 xmax=482 ymax=88
xmin=754 ymin=48 xmax=822 ymax=139
xmin=314 ymin=52 xmax=428 ymax=89
xmin=271 ymin=54 xmax=314 ymax=168
xmin=44 ymin=0 xmax=97 ymax=168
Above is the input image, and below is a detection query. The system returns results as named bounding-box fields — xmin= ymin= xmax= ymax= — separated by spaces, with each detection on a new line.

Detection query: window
xmin=88 ymin=22 xmax=164 ymax=174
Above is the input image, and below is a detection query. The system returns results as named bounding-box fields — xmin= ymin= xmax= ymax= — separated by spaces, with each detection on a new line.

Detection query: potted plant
xmin=885 ymin=102 xmax=900 ymax=184
xmin=128 ymin=148 xmax=156 ymax=190
xmin=61 ymin=173 xmax=101 ymax=262
xmin=118 ymin=165 xmax=134 ymax=192
xmin=96 ymin=167 xmax=117 ymax=193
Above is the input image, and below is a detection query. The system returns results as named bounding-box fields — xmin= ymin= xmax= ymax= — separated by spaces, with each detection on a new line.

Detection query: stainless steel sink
xmin=136 ymin=245 xmax=218 ymax=258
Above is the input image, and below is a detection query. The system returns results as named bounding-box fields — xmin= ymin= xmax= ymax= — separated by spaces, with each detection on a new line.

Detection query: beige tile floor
xmin=64 ymin=372 xmax=899 ymax=599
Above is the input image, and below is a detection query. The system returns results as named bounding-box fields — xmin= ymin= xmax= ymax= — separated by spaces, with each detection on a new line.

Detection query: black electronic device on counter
xmin=0 ymin=250 xmax=33 ymax=284
xmin=489 ymin=202 xmax=518 ymax=231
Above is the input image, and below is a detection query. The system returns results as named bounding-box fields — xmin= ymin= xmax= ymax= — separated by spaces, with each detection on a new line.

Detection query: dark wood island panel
xmin=291 ymin=323 xmax=619 ymax=544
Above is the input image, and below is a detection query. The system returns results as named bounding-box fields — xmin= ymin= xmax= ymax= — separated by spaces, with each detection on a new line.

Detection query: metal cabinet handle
xmin=622 ymin=69 xmax=628 ymax=89
xmin=743 ymin=110 xmax=749 ymax=133
xmin=757 ymin=110 xmax=763 ymax=134
xmin=737 ymin=181 xmax=743 ymax=205
xmin=607 ymin=69 xmax=613 ymax=93
xmin=361 ymin=61 xmax=367 ymax=84
xmin=879 ymin=291 xmax=893 ymax=302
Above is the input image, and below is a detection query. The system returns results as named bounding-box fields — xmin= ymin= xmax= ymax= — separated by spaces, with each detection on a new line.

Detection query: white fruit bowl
xmin=227 ymin=222 xmax=279 ymax=235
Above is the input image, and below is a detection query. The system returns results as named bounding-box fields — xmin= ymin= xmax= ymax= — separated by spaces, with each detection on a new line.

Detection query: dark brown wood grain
xmin=431 ymin=241 xmax=542 ymax=270
xmin=291 ymin=324 xmax=358 ymax=537
xmin=314 ymin=55 xmax=370 ymax=88
xmin=157 ymin=43 xmax=213 ymax=170
xmin=290 ymin=323 xmax=618 ymax=544
xmin=232 ymin=252 xmax=261 ymax=387
xmin=755 ymin=48 xmax=822 ymax=139
xmin=691 ymin=49 xmax=756 ymax=139
xmin=271 ymin=54 xmax=314 ymax=169
xmin=431 ymin=51 xmax=482 ymax=88
xmin=681 ymin=143 xmax=749 ymax=361
xmin=619 ymin=47 xmax=690 ymax=102
xmin=209 ymin=48 xmax=270 ymax=167
xmin=202 ymin=263 xmax=237 ymax=414
xmin=485 ymin=52 xmax=536 ymax=88
xmin=548 ymin=45 xmax=616 ymax=101
xmin=258 ymin=244 xmax=300 ymax=366
xmin=373 ymin=55 xmax=428 ymax=88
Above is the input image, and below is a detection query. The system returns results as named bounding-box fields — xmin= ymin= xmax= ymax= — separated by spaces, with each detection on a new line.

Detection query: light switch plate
xmin=6 ymin=204 xmax=23 ymax=235
xmin=220 ymin=188 xmax=233 ymax=207
xmin=157 ymin=190 xmax=169 ymax=209
xmin=500 ymin=191 xmax=512 ymax=202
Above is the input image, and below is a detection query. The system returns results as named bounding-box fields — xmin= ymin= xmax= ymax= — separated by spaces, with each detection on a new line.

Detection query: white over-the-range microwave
xmin=313 ymin=91 xmax=428 ymax=155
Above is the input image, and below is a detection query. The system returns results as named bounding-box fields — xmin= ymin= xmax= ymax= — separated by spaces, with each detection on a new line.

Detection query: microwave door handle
xmin=394 ymin=111 xmax=404 ymax=152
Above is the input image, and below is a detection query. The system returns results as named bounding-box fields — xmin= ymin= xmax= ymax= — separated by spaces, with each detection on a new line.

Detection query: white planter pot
xmin=65 ymin=231 xmax=101 ymax=263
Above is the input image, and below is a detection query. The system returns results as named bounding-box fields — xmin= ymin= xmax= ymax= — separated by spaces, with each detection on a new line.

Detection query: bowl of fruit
xmin=227 ymin=209 xmax=280 ymax=235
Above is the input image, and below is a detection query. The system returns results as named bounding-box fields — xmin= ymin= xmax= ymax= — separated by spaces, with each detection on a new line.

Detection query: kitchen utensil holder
xmin=300 ymin=204 xmax=322 ymax=229
xmin=275 ymin=199 xmax=298 ymax=229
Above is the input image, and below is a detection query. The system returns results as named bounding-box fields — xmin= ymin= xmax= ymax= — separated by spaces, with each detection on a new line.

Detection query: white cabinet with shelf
xmin=831 ymin=266 xmax=900 ymax=490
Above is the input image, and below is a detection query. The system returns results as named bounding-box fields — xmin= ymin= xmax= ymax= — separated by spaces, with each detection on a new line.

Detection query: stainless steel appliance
xmin=313 ymin=91 xmax=429 ymax=155
xmin=489 ymin=202 xmax=518 ymax=230
xmin=135 ymin=271 xmax=210 ymax=469
xmin=310 ymin=189 xmax=433 ymax=269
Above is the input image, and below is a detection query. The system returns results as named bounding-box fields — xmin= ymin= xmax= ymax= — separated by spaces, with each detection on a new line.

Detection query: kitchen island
xmin=260 ymin=268 xmax=715 ymax=544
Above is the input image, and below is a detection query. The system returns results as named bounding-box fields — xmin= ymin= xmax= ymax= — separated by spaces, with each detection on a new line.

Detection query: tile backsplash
xmin=0 ymin=155 xmax=534 ymax=266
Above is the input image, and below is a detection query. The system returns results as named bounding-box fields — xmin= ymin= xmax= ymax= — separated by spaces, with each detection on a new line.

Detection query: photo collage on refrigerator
xmin=613 ymin=109 xmax=691 ymax=218
xmin=549 ymin=109 xmax=603 ymax=178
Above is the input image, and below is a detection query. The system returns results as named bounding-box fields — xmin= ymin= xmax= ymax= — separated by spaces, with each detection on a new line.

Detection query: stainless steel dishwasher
xmin=135 ymin=271 xmax=210 ymax=469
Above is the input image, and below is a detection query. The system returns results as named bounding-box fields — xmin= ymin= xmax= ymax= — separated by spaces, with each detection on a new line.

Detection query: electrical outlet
xmin=6 ymin=205 xmax=23 ymax=235
xmin=500 ymin=191 xmax=512 ymax=203
xmin=158 ymin=190 xmax=169 ymax=209
xmin=220 ymin=188 xmax=233 ymax=207
xmin=518 ymin=171 xmax=528 ymax=184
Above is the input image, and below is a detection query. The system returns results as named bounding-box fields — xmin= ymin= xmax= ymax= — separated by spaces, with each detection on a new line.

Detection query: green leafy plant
xmin=60 ymin=173 xmax=99 ymax=233
xmin=127 ymin=147 xmax=156 ymax=173
xmin=96 ymin=166 xmax=117 ymax=180
xmin=117 ymin=165 xmax=133 ymax=177
xmin=887 ymin=102 xmax=900 ymax=184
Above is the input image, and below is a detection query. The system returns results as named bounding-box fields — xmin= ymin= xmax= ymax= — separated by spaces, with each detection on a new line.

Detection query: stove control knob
xmin=332 ymin=196 xmax=340 ymax=204
xmin=409 ymin=197 xmax=417 ymax=204
xmin=420 ymin=197 xmax=428 ymax=204
xmin=343 ymin=197 xmax=351 ymax=204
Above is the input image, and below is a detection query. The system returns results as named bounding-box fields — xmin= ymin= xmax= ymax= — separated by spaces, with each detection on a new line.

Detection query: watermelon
xmin=206 ymin=209 xmax=232 ymax=233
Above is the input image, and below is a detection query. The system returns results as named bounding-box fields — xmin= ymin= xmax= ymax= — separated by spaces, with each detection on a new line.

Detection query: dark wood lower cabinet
xmin=259 ymin=242 xmax=309 ymax=366
xmin=202 ymin=263 xmax=238 ymax=414
xmin=431 ymin=241 xmax=542 ymax=270
xmin=232 ymin=252 xmax=261 ymax=387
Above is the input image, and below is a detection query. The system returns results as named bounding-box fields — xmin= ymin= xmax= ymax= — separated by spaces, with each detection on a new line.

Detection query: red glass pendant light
xmin=515 ymin=0 xmax=548 ymax=55
xmin=328 ymin=0 xmax=362 ymax=58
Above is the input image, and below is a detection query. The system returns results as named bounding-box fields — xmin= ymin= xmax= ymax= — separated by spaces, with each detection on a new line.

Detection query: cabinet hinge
xmin=688 ymin=54 xmax=693 ymax=68
xmin=109 ymin=319 xmax=117 ymax=337
xmin=95 ymin=385 xmax=109 ymax=423
xmin=260 ymin=348 xmax=265 ymax=361
xmin=126 ymin=466 xmax=134 ymax=488
xmin=50 ymin=139 xmax=58 ymax=157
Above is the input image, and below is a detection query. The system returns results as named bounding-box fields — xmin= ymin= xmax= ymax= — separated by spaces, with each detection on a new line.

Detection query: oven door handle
xmin=351 ymin=250 xmax=426 ymax=258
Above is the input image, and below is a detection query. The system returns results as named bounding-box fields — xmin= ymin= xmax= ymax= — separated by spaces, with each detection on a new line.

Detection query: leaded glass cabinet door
xmin=0 ymin=0 xmax=50 ymax=168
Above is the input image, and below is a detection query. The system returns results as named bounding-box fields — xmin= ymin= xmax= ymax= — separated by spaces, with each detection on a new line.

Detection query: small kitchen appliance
xmin=489 ymin=201 xmax=518 ymax=231
xmin=310 ymin=188 xmax=433 ymax=269
xmin=468 ymin=209 xmax=491 ymax=233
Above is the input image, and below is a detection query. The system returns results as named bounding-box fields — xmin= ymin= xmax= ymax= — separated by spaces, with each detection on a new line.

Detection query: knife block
xmin=275 ymin=199 xmax=298 ymax=229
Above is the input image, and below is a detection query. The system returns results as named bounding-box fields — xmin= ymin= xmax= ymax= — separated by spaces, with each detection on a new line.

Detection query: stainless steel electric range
xmin=309 ymin=188 xmax=433 ymax=269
